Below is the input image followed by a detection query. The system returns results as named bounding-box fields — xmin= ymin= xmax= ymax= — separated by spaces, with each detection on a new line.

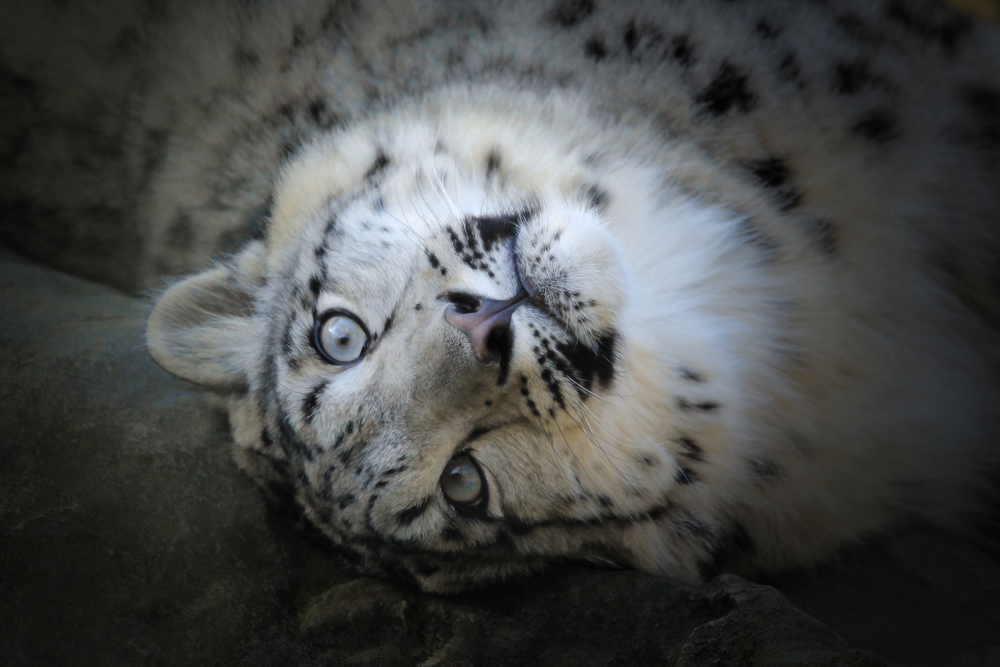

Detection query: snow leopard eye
xmin=440 ymin=455 xmax=485 ymax=507
xmin=313 ymin=311 xmax=370 ymax=364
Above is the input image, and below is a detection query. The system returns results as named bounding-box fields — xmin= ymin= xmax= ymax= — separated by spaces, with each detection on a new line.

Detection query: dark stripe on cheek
xmin=396 ymin=497 xmax=432 ymax=525
xmin=303 ymin=381 xmax=328 ymax=423
xmin=277 ymin=408 xmax=315 ymax=462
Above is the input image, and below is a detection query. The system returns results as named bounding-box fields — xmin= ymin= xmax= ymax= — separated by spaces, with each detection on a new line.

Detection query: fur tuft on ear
xmin=147 ymin=243 xmax=266 ymax=388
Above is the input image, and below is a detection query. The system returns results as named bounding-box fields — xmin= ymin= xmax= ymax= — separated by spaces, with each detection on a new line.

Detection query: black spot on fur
xmin=697 ymin=62 xmax=757 ymax=116
xmin=885 ymin=0 xmax=970 ymax=55
xmin=447 ymin=228 xmax=465 ymax=255
xmin=584 ymin=35 xmax=607 ymax=61
xmin=548 ymin=0 xmax=594 ymax=28
xmin=337 ymin=494 xmax=356 ymax=509
xmin=554 ymin=331 xmax=617 ymax=398
xmin=541 ymin=368 xmax=566 ymax=410
xmin=747 ymin=157 xmax=802 ymax=211
xmin=755 ymin=19 xmax=779 ymax=39
xmin=811 ymin=218 xmax=838 ymax=256
xmin=277 ymin=410 xmax=315 ymax=462
xmin=364 ymin=151 xmax=390 ymax=180
xmin=677 ymin=513 xmax=710 ymax=537
xmin=495 ymin=327 xmax=516 ymax=387
xmin=749 ymin=156 xmax=789 ymax=188
xmin=307 ymin=99 xmax=338 ymax=129
xmin=679 ymin=436 xmax=703 ymax=462
xmin=281 ymin=320 xmax=296 ymax=356
xmin=383 ymin=313 xmax=395 ymax=336
xmin=585 ymin=184 xmax=609 ymax=210
xmin=331 ymin=432 xmax=345 ymax=450
xmin=698 ymin=523 xmax=756 ymax=580
xmin=467 ymin=428 xmax=493 ymax=442
xmin=261 ymin=429 xmax=273 ymax=447
xmin=776 ymin=189 xmax=802 ymax=211
xmin=278 ymin=103 xmax=296 ymax=123
xmin=677 ymin=398 xmax=720 ymax=413
xmin=427 ymin=252 xmax=441 ymax=269
xmin=623 ymin=21 xmax=639 ymax=53
xmin=668 ymin=34 xmax=695 ymax=67
xmin=749 ymin=457 xmax=780 ymax=481
xmin=621 ymin=20 xmax=663 ymax=60
xmin=777 ymin=52 xmax=802 ymax=86
xmin=292 ymin=25 xmax=305 ymax=48
xmin=485 ymin=150 xmax=501 ymax=178
xmin=961 ymin=86 xmax=1000 ymax=157
xmin=473 ymin=210 xmax=527 ymax=252
xmin=303 ymin=381 xmax=328 ymax=423
xmin=833 ymin=59 xmax=889 ymax=95
xmin=679 ymin=368 xmax=704 ymax=382
xmin=676 ymin=468 xmax=699 ymax=485
xmin=324 ymin=213 xmax=338 ymax=239
xmin=852 ymin=110 xmax=899 ymax=143
xmin=308 ymin=275 xmax=322 ymax=298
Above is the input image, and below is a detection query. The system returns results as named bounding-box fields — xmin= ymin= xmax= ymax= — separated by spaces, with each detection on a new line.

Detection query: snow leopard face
xmin=255 ymin=172 xmax=628 ymax=590
xmin=148 ymin=94 xmax=708 ymax=591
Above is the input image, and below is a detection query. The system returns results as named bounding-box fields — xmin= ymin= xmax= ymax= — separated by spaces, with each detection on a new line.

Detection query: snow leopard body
xmin=3 ymin=0 xmax=999 ymax=590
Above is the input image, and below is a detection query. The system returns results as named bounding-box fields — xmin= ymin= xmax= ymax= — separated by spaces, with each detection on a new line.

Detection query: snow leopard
xmin=3 ymin=0 xmax=999 ymax=592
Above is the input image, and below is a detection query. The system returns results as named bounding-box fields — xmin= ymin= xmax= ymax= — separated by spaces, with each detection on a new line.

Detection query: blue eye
xmin=441 ymin=455 xmax=485 ymax=506
xmin=313 ymin=311 xmax=370 ymax=364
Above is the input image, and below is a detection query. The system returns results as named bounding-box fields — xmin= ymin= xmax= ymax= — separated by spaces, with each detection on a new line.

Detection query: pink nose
xmin=444 ymin=291 xmax=528 ymax=364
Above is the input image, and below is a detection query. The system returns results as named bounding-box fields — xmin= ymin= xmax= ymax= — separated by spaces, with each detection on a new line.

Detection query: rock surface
xmin=0 ymin=251 xmax=996 ymax=666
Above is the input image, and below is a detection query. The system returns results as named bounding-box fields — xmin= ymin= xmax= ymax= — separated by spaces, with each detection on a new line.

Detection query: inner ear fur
xmin=147 ymin=243 xmax=266 ymax=389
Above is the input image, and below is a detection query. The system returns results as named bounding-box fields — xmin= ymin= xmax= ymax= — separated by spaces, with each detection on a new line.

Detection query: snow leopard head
xmin=147 ymin=87 xmax=743 ymax=591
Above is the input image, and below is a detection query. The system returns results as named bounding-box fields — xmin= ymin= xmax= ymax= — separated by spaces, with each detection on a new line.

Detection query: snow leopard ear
xmin=147 ymin=242 xmax=266 ymax=389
